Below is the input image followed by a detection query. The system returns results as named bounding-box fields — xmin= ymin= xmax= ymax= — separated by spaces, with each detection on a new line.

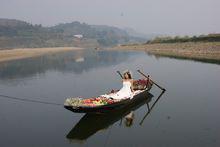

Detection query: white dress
xmin=102 ymin=81 xmax=134 ymax=100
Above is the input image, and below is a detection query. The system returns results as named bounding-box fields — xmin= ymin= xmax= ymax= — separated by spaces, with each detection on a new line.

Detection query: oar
xmin=137 ymin=70 xmax=166 ymax=91
xmin=117 ymin=71 xmax=123 ymax=79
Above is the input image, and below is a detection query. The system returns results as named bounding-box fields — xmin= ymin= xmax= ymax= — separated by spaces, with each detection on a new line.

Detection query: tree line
xmin=146 ymin=34 xmax=220 ymax=44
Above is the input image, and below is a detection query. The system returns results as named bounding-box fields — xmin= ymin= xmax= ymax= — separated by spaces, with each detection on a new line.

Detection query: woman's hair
xmin=123 ymin=71 xmax=132 ymax=79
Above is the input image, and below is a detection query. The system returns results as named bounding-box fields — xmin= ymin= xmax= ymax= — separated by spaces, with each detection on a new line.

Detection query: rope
xmin=0 ymin=94 xmax=63 ymax=106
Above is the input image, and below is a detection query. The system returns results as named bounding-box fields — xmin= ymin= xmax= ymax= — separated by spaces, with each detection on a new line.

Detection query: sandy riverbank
xmin=109 ymin=42 xmax=220 ymax=63
xmin=0 ymin=47 xmax=83 ymax=62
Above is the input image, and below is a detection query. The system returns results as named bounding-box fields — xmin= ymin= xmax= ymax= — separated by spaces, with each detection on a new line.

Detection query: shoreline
xmin=108 ymin=42 xmax=220 ymax=63
xmin=0 ymin=47 xmax=83 ymax=62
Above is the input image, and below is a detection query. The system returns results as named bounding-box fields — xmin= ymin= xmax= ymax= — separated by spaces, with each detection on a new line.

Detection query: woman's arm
xmin=130 ymin=80 xmax=134 ymax=92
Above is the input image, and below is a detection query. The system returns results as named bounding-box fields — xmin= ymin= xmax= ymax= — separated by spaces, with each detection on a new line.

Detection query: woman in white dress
xmin=103 ymin=71 xmax=134 ymax=100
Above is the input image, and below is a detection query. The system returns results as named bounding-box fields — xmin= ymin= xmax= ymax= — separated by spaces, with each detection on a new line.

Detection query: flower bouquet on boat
xmin=64 ymin=70 xmax=164 ymax=113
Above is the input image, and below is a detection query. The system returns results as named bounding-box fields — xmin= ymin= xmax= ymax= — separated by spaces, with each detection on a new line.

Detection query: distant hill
xmin=51 ymin=22 xmax=130 ymax=46
xmin=0 ymin=18 xmax=143 ymax=49
xmin=0 ymin=18 xmax=31 ymax=27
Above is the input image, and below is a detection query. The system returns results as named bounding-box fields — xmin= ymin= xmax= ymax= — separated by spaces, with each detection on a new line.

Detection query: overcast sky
xmin=0 ymin=0 xmax=219 ymax=35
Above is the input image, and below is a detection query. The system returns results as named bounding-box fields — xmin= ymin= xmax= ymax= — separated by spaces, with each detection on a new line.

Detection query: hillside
xmin=0 ymin=18 xmax=142 ymax=49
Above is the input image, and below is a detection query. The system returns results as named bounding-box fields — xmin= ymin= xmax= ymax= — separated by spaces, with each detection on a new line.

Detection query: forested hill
xmin=0 ymin=18 xmax=143 ymax=49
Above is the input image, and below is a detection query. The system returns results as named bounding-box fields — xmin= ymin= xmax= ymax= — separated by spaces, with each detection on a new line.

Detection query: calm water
xmin=0 ymin=49 xmax=219 ymax=147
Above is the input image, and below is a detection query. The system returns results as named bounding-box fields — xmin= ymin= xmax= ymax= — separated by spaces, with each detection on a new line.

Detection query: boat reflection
xmin=66 ymin=91 xmax=165 ymax=141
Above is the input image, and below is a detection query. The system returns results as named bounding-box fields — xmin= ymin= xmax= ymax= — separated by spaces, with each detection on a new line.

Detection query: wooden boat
xmin=64 ymin=70 xmax=162 ymax=114
xmin=64 ymin=87 xmax=151 ymax=113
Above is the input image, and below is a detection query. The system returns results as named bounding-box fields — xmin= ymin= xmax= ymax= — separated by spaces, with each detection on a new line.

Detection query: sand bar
xmin=0 ymin=47 xmax=83 ymax=62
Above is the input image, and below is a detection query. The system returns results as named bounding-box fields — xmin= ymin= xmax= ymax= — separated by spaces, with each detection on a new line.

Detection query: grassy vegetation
xmin=146 ymin=34 xmax=220 ymax=44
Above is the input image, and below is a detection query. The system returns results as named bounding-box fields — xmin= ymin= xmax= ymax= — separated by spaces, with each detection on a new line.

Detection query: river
xmin=0 ymin=49 xmax=219 ymax=147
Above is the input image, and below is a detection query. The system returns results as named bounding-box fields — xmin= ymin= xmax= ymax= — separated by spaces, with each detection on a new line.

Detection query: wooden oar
xmin=117 ymin=71 xmax=123 ymax=79
xmin=137 ymin=70 xmax=166 ymax=91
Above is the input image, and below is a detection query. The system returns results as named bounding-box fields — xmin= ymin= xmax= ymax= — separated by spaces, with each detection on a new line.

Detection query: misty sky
xmin=0 ymin=0 xmax=219 ymax=35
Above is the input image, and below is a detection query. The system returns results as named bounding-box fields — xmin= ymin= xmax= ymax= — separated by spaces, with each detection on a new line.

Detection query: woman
xmin=103 ymin=71 xmax=134 ymax=100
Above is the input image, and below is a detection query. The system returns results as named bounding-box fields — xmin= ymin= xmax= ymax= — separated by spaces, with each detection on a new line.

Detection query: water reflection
xmin=0 ymin=49 xmax=136 ymax=80
xmin=145 ymin=51 xmax=220 ymax=65
xmin=66 ymin=91 xmax=165 ymax=142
